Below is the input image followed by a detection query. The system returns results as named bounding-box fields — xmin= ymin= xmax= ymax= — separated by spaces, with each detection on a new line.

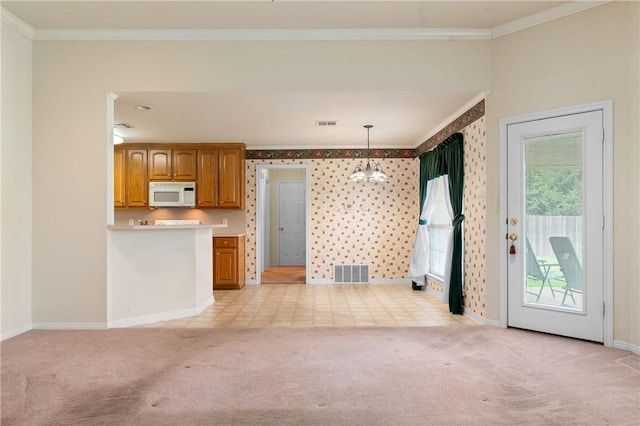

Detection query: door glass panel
xmin=523 ymin=133 xmax=584 ymax=312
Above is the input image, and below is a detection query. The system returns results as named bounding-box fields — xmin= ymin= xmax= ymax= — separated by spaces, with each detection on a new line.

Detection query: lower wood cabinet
xmin=213 ymin=236 xmax=245 ymax=290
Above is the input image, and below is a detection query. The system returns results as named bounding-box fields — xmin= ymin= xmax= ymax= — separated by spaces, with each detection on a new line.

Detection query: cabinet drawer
xmin=214 ymin=237 xmax=237 ymax=248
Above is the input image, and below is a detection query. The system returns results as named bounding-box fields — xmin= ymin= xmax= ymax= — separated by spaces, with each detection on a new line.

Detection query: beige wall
xmin=486 ymin=1 xmax=639 ymax=347
xmin=29 ymin=39 xmax=490 ymax=325
xmin=1 ymin=21 xmax=33 ymax=337
xmin=8 ymin=2 xmax=638 ymax=348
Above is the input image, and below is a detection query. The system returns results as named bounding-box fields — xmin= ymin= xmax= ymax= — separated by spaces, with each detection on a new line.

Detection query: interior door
xmin=278 ymin=181 xmax=306 ymax=266
xmin=507 ymin=110 xmax=604 ymax=342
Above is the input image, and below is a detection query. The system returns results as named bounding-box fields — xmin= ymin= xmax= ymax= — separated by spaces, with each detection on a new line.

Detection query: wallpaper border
xmin=246 ymin=148 xmax=415 ymax=160
xmin=415 ymin=100 xmax=485 ymax=156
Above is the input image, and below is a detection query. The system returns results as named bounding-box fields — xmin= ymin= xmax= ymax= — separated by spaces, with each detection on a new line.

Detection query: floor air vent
xmin=333 ymin=264 xmax=370 ymax=284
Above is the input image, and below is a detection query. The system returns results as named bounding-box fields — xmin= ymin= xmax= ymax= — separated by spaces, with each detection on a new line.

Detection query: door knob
xmin=508 ymin=233 xmax=518 ymax=241
xmin=279 ymin=227 xmax=284 ymax=231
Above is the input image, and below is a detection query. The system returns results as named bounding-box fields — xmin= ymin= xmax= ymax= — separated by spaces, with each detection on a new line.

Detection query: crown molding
xmin=5 ymin=1 xmax=613 ymax=42
xmin=33 ymin=28 xmax=491 ymax=41
xmin=0 ymin=8 xmax=35 ymax=39
xmin=492 ymin=0 xmax=612 ymax=39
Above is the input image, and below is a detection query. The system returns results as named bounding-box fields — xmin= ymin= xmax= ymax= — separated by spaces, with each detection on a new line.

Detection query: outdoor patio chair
xmin=526 ymin=238 xmax=559 ymax=302
xmin=549 ymin=236 xmax=583 ymax=306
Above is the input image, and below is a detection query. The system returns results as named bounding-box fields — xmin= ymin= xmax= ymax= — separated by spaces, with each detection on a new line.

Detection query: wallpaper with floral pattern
xmin=243 ymin=113 xmax=486 ymax=318
xmin=245 ymin=158 xmax=419 ymax=283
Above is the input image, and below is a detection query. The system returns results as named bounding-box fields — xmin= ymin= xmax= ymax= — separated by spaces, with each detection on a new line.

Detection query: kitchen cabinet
xmin=125 ymin=148 xmax=148 ymax=208
xmin=197 ymin=145 xmax=245 ymax=209
xmin=114 ymin=147 xmax=126 ymax=207
xmin=218 ymin=148 xmax=244 ymax=209
xmin=213 ymin=236 xmax=245 ymax=290
xmin=196 ymin=149 xmax=218 ymax=208
xmin=148 ymin=148 xmax=196 ymax=181
xmin=114 ymin=143 xmax=245 ymax=210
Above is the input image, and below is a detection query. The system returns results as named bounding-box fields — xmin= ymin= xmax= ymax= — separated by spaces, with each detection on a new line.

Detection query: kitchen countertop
xmin=107 ymin=225 xmax=245 ymax=237
xmin=108 ymin=224 xmax=214 ymax=230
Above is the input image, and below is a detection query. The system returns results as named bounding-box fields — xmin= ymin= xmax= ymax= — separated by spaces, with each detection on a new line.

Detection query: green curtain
xmin=418 ymin=133 xmax=464 ymax=314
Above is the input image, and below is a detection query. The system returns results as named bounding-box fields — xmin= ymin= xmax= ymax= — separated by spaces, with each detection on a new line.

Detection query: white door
xmin=507 ymin=110 xmax=604 ymax=342
xmin=278 ymin=181 xmax=306 ymax=266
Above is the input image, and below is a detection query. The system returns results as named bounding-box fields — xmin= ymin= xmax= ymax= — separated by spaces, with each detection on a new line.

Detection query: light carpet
xmin=2 ymin=326 xmax=639 ymax=425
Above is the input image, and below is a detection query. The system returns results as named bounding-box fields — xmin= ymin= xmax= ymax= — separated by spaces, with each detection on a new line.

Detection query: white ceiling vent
xmin=316 ymin=120 xmax=337 ymax=127
xmin=114 ymin=122 xmax=134 ymax=129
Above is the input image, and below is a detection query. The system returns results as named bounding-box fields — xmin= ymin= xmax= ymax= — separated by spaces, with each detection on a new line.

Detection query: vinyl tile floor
xmin=144 ymin=284 xmax=477 ymax=328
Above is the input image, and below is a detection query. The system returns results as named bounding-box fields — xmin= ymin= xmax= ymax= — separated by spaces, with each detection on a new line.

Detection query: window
xmin=428 ymin=176 xmax=451 ymax=278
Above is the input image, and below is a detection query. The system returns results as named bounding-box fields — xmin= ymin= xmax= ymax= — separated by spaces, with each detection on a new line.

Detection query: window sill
xmin=426 ymin=273 xmax=445 ymax=285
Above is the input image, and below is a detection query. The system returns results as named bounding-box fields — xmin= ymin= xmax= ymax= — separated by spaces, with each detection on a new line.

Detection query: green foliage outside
xmin=526 ymin=169 xmax=582 ymax=216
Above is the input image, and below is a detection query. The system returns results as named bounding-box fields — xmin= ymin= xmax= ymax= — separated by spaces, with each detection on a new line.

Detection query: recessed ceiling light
xmin=135 ymin=105 xmax=151 ymax=111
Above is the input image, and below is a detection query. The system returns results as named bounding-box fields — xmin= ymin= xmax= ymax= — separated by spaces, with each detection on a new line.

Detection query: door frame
xmin=499 ymin=100 xmax=613 ymax=347
xmin=277 ymin=180 xmax=306 ymax=266
xmin=255 ymin=164 xmax=310 ymax=285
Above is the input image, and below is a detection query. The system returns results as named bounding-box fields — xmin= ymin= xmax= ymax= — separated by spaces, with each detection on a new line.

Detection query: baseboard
xmin=369 ymin=279 xmax=412 ymax=285
xmin=1 ymin=324 xmax=33 ymax=341
xmin=482 ymin=318 xmax=505 ymax=328
xmin=463 ymin=308 xmax=485 ymax=325
xmin=307 ymin=279 xmax=412 ymax=285
xmin=109 ymin=299 xmax=213 ymax=328
xmin=32 ymin=322 xmax=108 ymax=330
xmin=613 ymin=340 xmax=640 ymax=355
xmin=424 ymin=286 xmax=445 ymax=302
xmin=308 ymin=279 xmax=332 ymax=285
xmin=196 ymin=296 xmax=215 ymax=313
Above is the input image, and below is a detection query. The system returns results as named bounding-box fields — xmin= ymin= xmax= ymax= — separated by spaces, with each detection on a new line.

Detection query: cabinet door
xmin=197 ymin=149 xmax=219 ymax=207
xmin=126 ymin=149 xmax=148 ymax=207
xmin=114 ymin=148 xmax=126 ymax=207
xmin=172 ymin=149 xmax=197 ymax=180
xmin=148 ymin=149 xmax=172 ymax=180
xmin=218 ymin=148 xmax=244 ymax=209
xmin=215 ymin=248 xmax=238 ymax=285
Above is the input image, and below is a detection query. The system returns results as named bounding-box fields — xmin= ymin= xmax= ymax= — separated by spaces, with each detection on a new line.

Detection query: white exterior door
xmin=278 ymin=181 xmax=306 ymax=266
xmin=506 ymin=109 xmax=605 ymax=342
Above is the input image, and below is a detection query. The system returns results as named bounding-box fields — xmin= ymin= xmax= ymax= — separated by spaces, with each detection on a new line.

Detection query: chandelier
xmin=349 ymin=125 xmax=388 ymax=182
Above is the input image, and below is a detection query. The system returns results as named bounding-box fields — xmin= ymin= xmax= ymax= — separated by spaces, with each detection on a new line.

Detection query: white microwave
xmin=149 ymin=182 xmax=196 ymax=207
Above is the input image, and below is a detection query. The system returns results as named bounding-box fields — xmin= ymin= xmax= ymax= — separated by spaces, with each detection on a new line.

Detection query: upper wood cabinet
xmin=197 ymin=145 xmax=245 ymax=209
xmin=115 ymin=143 xmax=244 ymax=210
xmin=148 ymin=148 xmax=196 ymax=181
xmin=114 ymin=148 xmax=126 ymax=208
xmin=218 ymin=148 xmax=244 ymax=209
xmin=126 ymin=148 xmax=149 ymax=208
xmin=196 ymin=149 xmax=219 ymax=208
xmin=114 ymin=147 xmax=148 ymax=208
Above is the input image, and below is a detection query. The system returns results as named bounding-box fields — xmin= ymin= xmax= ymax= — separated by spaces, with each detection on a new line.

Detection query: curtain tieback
xmin=452 ymin=214 xmax=465 ymax=227
xmin=418 ymin=219 xmax=427 ymax=225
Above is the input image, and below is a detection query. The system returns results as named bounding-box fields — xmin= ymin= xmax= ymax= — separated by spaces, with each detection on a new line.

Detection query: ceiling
xmin=2 ymin=1 xmax=602 ymax=149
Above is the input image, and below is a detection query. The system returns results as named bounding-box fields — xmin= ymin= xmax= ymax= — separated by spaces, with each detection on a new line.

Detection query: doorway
xmin=500 ymin=101 xmax=613 ymax=344
xmin=256 ymin=165 xmax=310 ymax=285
